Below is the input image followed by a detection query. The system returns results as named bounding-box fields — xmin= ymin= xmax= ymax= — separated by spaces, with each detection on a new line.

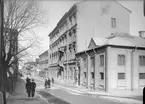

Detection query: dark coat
xmin=25 ymin=81 xmax=31 ymax=92
xmin=45 ymin=80 xmax=48 ymax=86
xmin=47 ymin=79 xmax=51 ymax=86
xmin=31 ymin=82 xmax=36 ymax=90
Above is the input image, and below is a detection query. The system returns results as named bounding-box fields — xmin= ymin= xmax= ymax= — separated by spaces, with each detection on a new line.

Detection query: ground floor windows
xmin=84 ymin=72 xmax=86 ymax=78
xmin=91 ymin=72 xmax=94 ymax=79
xmin=118 ymin=73 xmax=125 ymax=79
xmin=139 ymin=73 xmax=145 ymax=79
xmin=100 ymin=72 xmax=104 ymax=80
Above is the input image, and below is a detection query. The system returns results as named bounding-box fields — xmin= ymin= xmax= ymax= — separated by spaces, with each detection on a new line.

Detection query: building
xmin=75 ymin=32 xmax=145 ymax=92
xmin=48 ymin=0 xmax=131 ymax=83
xmin=38 ymin=50 xmax=49 ymax=78
xmin=23 ymin=61 xmax=36 ymax=76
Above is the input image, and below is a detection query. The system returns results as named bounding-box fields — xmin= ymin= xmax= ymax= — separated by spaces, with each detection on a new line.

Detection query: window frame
xmin=139 ymin=55 xmax=145 ymax=66
xmin=100 ymin=55 xmax=104 ymax=66
xmin=118 ymin=54 xmax=126 ymax=66
xmin=118 ymin=73 xmax=125 ymax=80
xmin=111 ymin=18 xmax=116 ymax=28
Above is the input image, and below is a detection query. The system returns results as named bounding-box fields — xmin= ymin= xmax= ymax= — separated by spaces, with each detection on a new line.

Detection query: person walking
xmin=26 ymin=77 xmax=30 ymax=82
xmin=47 ymin=78 xmax=51 ymax=88
xmin=44 ymin=79 xmax=48 ymax=89
xmin=25 ymin=79 xmax=31 ymax=97
xmin=52 ymin=77 xmax=54 ymax=84
xmin=31 ymin=79 xmax=36 ymax=97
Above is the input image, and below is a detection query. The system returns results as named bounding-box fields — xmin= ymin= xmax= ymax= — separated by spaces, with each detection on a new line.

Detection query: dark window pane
xmin=139 ymin=73 xmax=145 ymax=79
xmin=118 ymin=73 xmax=125 ymax=79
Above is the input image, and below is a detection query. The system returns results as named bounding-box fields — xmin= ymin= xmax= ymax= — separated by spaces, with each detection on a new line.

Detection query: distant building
xmin=38 ymin=50 xmax=49 ymax=78
xmin=48 ymin=0 xmax=131 ymax=83
xmin=24 ymin=61 xmax=36 ymax=76
xmin=75 ymin=33 xmax=145 ymax=92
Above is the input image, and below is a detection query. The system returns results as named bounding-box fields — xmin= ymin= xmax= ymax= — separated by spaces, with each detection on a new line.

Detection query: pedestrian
xmin=31 ymin=79 xmax=36 ymax=97
xmin=52 ymin=77 xmax=54 ymax=84
xmin=26 ymin=77 xmax=30 ymax=82
xmin=47 ymin=78 xmax=51 ymax=88
xmin=44 ymin=79 xmax=48 ymax=89
xmin=25 ymin=79 xmax=31 ymax=97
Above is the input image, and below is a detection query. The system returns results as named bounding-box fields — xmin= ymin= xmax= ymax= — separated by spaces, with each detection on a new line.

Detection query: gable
xmin=88 ymin=38 xmax=97 ymax=49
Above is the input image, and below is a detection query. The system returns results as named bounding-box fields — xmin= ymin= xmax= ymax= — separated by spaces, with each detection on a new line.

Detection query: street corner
xmin=99 ymin=95 xmax=142 ymax=104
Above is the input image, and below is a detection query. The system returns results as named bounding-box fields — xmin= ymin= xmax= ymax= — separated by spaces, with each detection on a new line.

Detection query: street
xmin=35 ymin=78 xmax=124 ymax=104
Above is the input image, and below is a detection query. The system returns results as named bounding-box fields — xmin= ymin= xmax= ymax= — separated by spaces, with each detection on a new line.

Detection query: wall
xmin=107 ymin=46 xmax=145 ymax=91
xmin=76 ymin=1 xmax=130 ymax=52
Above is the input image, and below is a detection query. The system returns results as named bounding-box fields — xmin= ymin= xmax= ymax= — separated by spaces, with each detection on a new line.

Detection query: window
xmin=100 ymin=72 xmax=104 ymax=80
xmin=73 ymin=41 xmax=76 ymax=52
xmin=84 ymin=72 xmax=86 ymax=78
xmin=91 ymin=72 xmax=94 ymax=79
xmin=111 ymin=18 xmax=116 ymax=28
xmin=69 ymin=44 xmax=72 ymax=52
xmin=139 ymin=56 xmax=145 ymax=66
xmin=118 ymin=54 xmax=125 ymax=65
xmin=139 ymin=73 xmax=145 ymax=79
xmin=118 ymin=73 xmax=125 ymax=79
xmin=100 ymin=55 xmax=104 ymax=66
xmin=83 ymin=58 xmax=87 ymax=68
xmin=91 ymin=57 xmax=95 ymax=68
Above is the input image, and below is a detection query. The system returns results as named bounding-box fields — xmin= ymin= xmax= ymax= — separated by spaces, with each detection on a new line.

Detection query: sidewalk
xmin=34 ymin=76 xmax=142 ymax=104
xmin=7 ymin=76 xmax=47 ymax=104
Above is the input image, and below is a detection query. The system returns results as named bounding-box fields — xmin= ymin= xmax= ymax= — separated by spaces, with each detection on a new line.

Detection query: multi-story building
xmin=48 ymin=0 xmax=131 ymax=84
xmin=75 ymin=32 xmax=145 ymax=92
xmin=38 ymin=50 xmax=49 ymax=78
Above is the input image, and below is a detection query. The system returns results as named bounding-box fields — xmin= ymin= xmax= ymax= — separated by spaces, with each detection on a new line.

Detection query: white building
xmin=48 ymin=0 xmax=131 ymax=84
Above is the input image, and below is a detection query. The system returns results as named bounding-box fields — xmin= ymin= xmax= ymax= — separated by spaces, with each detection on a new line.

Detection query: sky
xmin=30 ymin=0 xmax=145 ymax=61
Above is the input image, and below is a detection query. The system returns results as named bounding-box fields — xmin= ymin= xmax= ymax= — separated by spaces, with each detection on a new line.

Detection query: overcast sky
xmin=30 ymin=0 xmax=145 ymax=61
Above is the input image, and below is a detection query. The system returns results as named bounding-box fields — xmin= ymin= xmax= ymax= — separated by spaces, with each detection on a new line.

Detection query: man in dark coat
xmin=47 ymin=78 xmax=51 ymax=88
xmin=44 ymin=79 xmax=48 ymax=89
xmin=31 ymin=79 xmax=36 ymax=97
xmin=25 ymin=79 xmax=31 ymax=97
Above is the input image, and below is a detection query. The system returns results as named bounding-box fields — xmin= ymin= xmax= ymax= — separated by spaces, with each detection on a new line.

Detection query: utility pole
xmin=0 ymin=0 xmax=6 ymax=104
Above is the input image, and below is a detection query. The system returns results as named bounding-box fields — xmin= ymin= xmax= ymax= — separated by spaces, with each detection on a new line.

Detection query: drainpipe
xmin=92 ymin=48 xmax=97 ymax=90
xmin=84 ymin=51 xmax=90 ymax=88
xmin=131 ymin=46 xmax=137 ymax=91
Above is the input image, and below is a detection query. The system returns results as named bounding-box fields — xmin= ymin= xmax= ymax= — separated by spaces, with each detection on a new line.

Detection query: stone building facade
xmin=48 ymin=0 xmax=131 ymax=84
xmin=39 ymin=50 xmax=49 ymax=78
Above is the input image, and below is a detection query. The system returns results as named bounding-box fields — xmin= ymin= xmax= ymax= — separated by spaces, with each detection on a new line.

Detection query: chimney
xmin=139 ymin=31 xmax=145 ymax=38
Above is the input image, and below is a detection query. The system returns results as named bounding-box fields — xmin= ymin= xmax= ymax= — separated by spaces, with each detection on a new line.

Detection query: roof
xmin=39 ymin=50 xmax=48 ymax=57
xmin=91 ymin=32 xmax=145 ymax=48
xmin=76 ymin=32 xmax=145 ymax=55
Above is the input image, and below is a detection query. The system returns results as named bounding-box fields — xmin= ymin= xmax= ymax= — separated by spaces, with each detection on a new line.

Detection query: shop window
xmin=118 ymin=73 xmax=125 ymax=79
xmin=118 ymin=54 xmax=125 ymax=65
xmin=139 ymin=56 xmax=145 ymax=66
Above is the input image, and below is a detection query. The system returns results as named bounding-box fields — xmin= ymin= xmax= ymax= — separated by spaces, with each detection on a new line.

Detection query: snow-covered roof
xmin=91 ymin=32 xmax=145 ymax=48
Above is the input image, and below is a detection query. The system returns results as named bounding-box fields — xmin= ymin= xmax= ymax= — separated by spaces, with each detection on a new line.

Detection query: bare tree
xmin=0 ymin=0 xmax=47 ymax=91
